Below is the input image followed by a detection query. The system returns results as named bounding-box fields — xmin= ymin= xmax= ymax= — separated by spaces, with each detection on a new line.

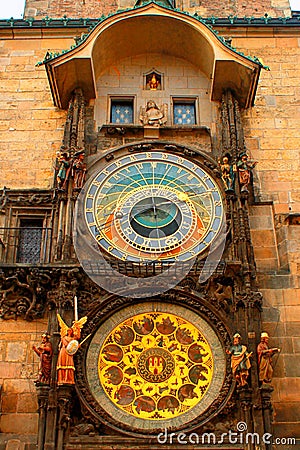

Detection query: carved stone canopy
xmin=44 ymin=3 xmax=261 ymax=109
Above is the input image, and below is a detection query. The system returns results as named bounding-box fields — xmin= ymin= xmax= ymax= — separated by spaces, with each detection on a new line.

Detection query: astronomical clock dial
xmin=84 ymin=151 xmax=224 ymax=262
xmin=98 ymin=311 xmax=213 ymax=420
xmin=85 ymin=302 xmax=227 ymax=434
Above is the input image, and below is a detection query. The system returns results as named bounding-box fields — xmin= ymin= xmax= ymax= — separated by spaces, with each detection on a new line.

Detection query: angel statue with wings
xmin=56 ymin=314 xmax=87 ymax=385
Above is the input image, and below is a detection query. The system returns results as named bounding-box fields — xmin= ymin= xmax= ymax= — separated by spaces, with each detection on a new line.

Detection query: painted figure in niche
xmin=140 ymin=100 xmax=167 ymax=127
xmin=157 ymin=396 xmax=179 ymax=413
xmin=133 ymin=316 xmax=154 ymax=335
xmin=156 ymin=316 xmax=176 ymax=335
xmin=56 ymin=150 xmax=71 ymax=190
xmin=146 ymin=73 xmax=161 ymax=90
xmin=102 ymin=344 xmax=123 ymax=363
xmin=72 ymin=151 xmax=86 ymax=191
xmin=115 ymin=385 xmax=135 ymax=405
xmin=134 ymin=396 xmax=155 ymax=413
xmin=226 ymin=333 xmax=252 ymax=387
xmin=237 ymin=152 xmax=257 ymax=192
xmin=218 ymin=155 xmax=236 ymax=191
xmin=32 ymin=332 xmax=53 ymax=384
xmin=56 ymin=314 xmax=87 ymax=385
xmin=257 ymin=332 xmax=280 ymax=383
xmin=178 ymin=384 xmax=198 ymax=402
xmin=114 ymin=326 xmax=134 ymax=345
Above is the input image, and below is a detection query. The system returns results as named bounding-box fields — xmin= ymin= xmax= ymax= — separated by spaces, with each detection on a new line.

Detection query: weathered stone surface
xmin=17 ymin=394 xmax=38 ymax=414
xmin=1 ymin=393 xmax=18 ymax=413
xmin=0 ymin=413 xmax=38 ymax=434
xmin=23 ymin=0 xmax=291 ymax=19
xmin=6 ymin=342 xmax=26 ymax=363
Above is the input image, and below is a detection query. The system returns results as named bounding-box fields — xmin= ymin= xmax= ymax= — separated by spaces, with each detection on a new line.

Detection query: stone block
xmin=261 ymin=321 xmax=285 ymax=337
xmin=283 ymin=289 xmax=300 ymax=306
xmin=251 ymin=230 xmax=276 ymax=247
xmin=274 ymin=401 xmax=300 ymax=422
xmin=168 ymin=76 xmax=188 ymax=89
xmin=272 ymin=356 xmax=285 ymax=379
xmin=284 ymin=355 xmax=300 ymax=377
xmin=19 ymin=79 xmax=47 ymax=92
xmin=262 ymin=306 xmax=281 ymax=323
xmin=3 ymin=379 xmax=33 ymax=394
xmin=1 ymin=393 xmax=18 ymax=413
xmin=277 ymin=378 xmax=300 ymax=402
xmin=6 ymin=342 xmax=27 ymax=363
xmin=256 ymin=259 xmax=279 ymax=272
xmin=0 ymin=362 xmax=22 ymax=378
xmin=285 ymin=306 xmax=300 ymax=322
xmin=261 ymin=289 xmax=284 ymax=307
xmin=249 ymin=214 xmax=273 ymax=230
xmin=0 ymin=413 xmax=38 ymax=434
xmin=17 ymin=393 xmax=38 ymax=413
xmin=253 ymin=247 xmax=278 ymax=261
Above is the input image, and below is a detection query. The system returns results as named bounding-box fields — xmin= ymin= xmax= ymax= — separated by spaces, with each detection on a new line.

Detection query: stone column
xmin=35 ymin=384 xmax=50 ymax=450
xmin=57 ymin=385 xmax=74 ymax=450
xmin=260 ymin=384 xmax=274 ymax=450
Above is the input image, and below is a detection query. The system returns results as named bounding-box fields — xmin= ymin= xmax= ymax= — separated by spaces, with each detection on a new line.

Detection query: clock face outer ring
xmin=84 ymin=302 xmax=227 ymax=435
xmin=83 ymin=151 xmax=224 ymax=263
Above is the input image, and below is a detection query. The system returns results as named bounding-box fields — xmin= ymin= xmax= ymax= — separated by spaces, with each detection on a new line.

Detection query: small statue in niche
xmin=237 ymin=152 xmax=257 ymax=192
xmin=257 ymin=332 xmax=280 ymax=384
xmin=226 ymin=333 xmax=252 ymax=387
xmin=72 ymin=151 xmax=86 ymax=191
xmin=56 ymin=150 xmax=71 ymax=190
xmin=140 ymin=100 xmax=167 ymax=127
xmin=32 ymin=332 xmax=53 ymax=385
xmin=146 ymin=73 xmax=161 ymax=90
xmin=218 ymin=154 xmax=236 ymax=191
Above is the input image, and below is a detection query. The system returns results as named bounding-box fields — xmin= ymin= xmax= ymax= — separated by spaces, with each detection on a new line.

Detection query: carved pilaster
xmin=239 ymin=388 xmax=255 ymax=449
xmin=55 ymin=88 xmax=87 ymax=261
xmin=57 ymin=385 xmax=74 ymax=450
xmin=260 ymin=384 xmax=274 ymax=450
xmin=36 ymin=385 xmax=50 ymax=450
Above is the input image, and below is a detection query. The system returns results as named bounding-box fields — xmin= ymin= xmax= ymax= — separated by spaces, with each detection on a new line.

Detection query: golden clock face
xmin=84 ymin=151 xmax=223 ymax=263
xmin=85 ymin=302 xmax=227 ymax=434
xmin=99 ymin=311 xmax=213 ymax=420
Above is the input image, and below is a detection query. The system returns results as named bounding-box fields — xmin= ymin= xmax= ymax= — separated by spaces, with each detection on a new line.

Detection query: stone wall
xmin=23 ymin=0 xmax=292 ymax=20
xmin=0 ymin=35 xmax=69 ymax=189
xmin=0 ymin=318 xmax=48 ymax=436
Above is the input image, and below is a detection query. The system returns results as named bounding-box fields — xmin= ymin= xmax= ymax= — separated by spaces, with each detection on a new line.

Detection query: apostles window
xmin=172 ymin=98 xmax=197 ymax=125
xmin=110 ymin=98 xmax=134 ymax=124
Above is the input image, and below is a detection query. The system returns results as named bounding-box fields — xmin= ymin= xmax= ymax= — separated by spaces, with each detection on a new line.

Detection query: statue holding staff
xmin=257 ymin=332 xmax=280 ymax=383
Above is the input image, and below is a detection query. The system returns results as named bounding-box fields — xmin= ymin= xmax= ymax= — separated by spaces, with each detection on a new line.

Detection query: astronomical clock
xmin=83 ymin=151 xmax=223 ymax=263
xmin=73 ymin=144 xmax=233 ymax=437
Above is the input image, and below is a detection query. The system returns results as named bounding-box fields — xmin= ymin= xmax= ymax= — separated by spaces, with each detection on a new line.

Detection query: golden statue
xmin=56 ymin=314 xmax=87 ymax=385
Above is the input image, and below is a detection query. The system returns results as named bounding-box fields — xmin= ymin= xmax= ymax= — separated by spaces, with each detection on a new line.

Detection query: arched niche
xmin=45 ymin=3 xmax=261 ymax=110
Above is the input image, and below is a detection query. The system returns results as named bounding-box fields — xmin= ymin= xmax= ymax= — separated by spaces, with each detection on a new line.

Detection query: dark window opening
xmin=17 ymin=219 xmax=43 ymax=264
